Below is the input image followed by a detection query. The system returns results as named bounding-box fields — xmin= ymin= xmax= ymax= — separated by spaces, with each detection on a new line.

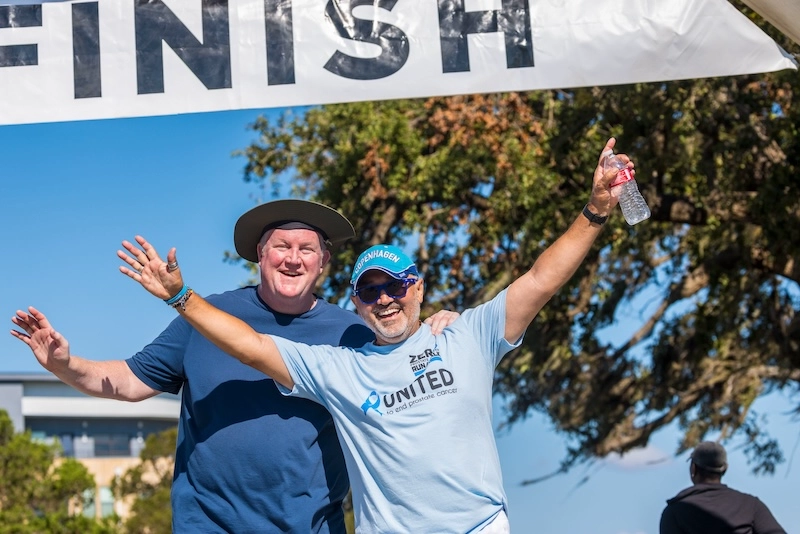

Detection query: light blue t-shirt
xmin=272 ymin=289 xmax=521 ymax=533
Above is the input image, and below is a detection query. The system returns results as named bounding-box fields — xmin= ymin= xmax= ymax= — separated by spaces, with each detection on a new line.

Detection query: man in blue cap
xmin=91 ymin=138 xmax=624 ymax=532
xmin=659 ymin=441 xmax=786 ymax=533
xmin=11 ymin=198 xmax=457 ymax=533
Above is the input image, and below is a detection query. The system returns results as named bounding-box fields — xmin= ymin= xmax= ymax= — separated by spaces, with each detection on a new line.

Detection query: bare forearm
xmin=53 ymin=357 xmax=157 ymax=401
xmin=529 ymin=211 xmax=602 ymax=292
xmin=505 ymin=211 xmax=603 ymax=339
xmin=176 ymin=293 xmax=293 ymax=388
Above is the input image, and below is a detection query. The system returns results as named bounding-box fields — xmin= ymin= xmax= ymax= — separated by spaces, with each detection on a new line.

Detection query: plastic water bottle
xmin=603 ymin=149 xmax=650 ymax=225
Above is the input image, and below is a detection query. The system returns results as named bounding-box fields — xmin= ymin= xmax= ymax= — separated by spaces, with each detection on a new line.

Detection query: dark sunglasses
xmin=354 ymin=278 xmax=416 ymax=304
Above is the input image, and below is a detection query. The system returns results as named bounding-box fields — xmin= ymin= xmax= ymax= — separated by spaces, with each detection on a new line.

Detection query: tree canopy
xmin=112 ymin=427 xmax=176 ymax=534
xmin=0 ymin=410 xmax=118 ymax=533
xmin=234 ymin=6 xmax=800 ymax=476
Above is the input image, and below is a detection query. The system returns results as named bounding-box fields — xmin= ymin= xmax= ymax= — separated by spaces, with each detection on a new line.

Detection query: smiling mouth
xmin=376 ymin=307 xmax=401 ymax=319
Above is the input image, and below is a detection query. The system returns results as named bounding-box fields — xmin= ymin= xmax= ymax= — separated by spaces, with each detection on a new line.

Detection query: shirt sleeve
xmin=458 ymin=288 xmax=522 ymax=367
xmin=270 ymin=335 xmax=352 ymax=407
xmin=126 ymin=315 xmax=191 ymax=394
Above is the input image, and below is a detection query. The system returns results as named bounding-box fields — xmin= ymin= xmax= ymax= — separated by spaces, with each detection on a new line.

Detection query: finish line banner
xmin=0 ymin=0 xmax=796 ymax=126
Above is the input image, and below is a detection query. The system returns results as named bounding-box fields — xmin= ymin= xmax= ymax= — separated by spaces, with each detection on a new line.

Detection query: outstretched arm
xmin=504 ymin=137 xmax=627 ymax=342
xmin=10 ymin=307 xmax=159 ymax=401
xmin=118 ymin=236 xmax=294 ymax=389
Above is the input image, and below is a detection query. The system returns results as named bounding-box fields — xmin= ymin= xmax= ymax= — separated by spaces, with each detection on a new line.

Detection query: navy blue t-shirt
xmin=126 ymin=286 xmax=373 ymax=533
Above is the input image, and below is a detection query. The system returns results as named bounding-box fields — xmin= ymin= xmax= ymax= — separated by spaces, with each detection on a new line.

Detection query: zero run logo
xmin=409 ymin=348 xmax=442 ymax=376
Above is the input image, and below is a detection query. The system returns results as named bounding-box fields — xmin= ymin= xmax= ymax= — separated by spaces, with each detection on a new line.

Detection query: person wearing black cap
xmin=111 ymin=138 xmax=630 ymax=533
xmin=659 ymin=441 xmax=786 ymax=534
xmin=11 ymin=199 xmax=458 ymax=533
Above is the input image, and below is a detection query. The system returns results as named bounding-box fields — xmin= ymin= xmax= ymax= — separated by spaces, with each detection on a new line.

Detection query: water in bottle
xmin=602 ymin=149 xmax=650 ymax=225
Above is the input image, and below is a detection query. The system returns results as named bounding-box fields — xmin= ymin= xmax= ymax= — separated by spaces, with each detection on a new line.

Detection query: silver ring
xmin=137 ymin=265 xmax=144 ymax=273
xmin=167 ymin=261 xmax=179 ymax=272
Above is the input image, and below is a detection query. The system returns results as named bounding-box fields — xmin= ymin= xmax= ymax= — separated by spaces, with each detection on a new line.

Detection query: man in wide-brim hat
xmin=12 ymin=198 xmax=457 ymax=533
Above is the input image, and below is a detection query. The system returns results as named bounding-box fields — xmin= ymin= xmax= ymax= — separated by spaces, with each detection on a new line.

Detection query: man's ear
xmin=416 ymin=279 xmax=424 ymax=303
xmin=320 ymin=249 xmax=332 ymax=268
xmin=256 ymin=230 xmax=272 ymax=262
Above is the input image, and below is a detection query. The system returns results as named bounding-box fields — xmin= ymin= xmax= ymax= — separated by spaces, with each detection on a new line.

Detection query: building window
xmin=59 ymin=434 xmax=74 ymax=457
xmin=130 ymin=434 xmax=145 ymax=457
xmin=99 ymin=486 xmax=115 ymax=517
xmin=94 ymin=434 xmax=130 ymax=457
xmin=74 ymin=435 xmax=95 ymax=459
xmin=82 ymin=489 xmax=96 ymax=518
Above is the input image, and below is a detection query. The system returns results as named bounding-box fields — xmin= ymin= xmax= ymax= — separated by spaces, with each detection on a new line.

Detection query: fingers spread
xmin=13 ymin=310 xmax=37 ymax=330
xmin=10 ymin=317 xmax=28 ymax=334
xmin=117 ymin=249 xmax=143 ymax=276
xmin=136 ymin=236 xmax=162 ymax=263
xmin=118 ymin=265 xmax=139 ymax=279
xmin=28 ymin=306 xmax=50 ymax=326
xmin=9 ymin=329 xmax=30 ymax=343
xmin=121 ymin=237 xmax=153 ymax=267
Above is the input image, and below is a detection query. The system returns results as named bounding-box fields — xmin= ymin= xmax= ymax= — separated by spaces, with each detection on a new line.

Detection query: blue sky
xmin=1 ymin=110 xmax=798 ymax=534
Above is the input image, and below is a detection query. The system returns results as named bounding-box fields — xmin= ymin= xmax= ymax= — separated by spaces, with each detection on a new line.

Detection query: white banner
xmin=0 ymin=0 xmax=796 ymax=126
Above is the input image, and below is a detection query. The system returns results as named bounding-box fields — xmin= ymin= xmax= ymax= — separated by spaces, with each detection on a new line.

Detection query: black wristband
xmin=582 ymin=204 xmax=608 ymax=225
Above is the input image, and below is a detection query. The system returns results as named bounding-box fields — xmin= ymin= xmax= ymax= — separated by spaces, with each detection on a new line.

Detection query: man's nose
xmin=285 ymin=248 xmax=301 ymax=263
xmin=375 ymin=289 xmax=395 ymax=305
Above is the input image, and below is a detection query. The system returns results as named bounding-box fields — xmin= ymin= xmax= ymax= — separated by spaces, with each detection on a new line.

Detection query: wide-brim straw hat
xmin=234 ymin=199 xmax=355 ymax=262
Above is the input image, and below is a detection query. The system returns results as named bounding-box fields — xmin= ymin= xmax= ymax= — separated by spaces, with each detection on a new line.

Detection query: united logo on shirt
xmin=361 ymin=390 xmax=383 ymax=416
xmin=360 ymin=346 xmax=456 ymax=418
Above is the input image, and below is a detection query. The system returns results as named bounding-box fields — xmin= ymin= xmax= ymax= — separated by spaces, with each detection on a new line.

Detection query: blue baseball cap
xmin=350 ymin=245 xmax=419 ymax=288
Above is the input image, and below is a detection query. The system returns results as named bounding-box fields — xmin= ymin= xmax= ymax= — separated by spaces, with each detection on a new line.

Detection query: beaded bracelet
xmin=169 ymin=289 xmax=194 ymax=311
xmin=165 ymin=284 xmax=189 ymax=306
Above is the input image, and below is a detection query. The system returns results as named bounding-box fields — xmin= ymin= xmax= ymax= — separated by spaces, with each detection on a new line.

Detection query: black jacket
xmin=659 ymin=483 xmax=786 ymax=534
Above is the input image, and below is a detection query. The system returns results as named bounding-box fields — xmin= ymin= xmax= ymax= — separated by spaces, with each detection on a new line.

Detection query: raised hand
xmin=10 ymin=307 xmax=71 ymax=372
xmin=118 ymin=235 xmax=184 ymax=301
xmin=588 ymin=137 xmax=633 ymax=215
